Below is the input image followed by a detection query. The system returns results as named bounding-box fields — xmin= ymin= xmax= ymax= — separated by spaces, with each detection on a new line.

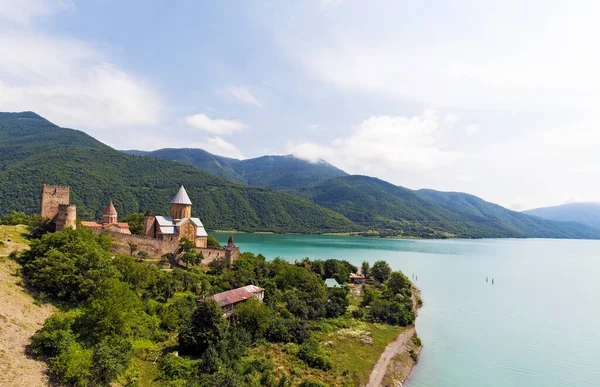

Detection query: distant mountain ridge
xmin=124 ymin=145 xmax=600 ymax=239
xmin=122 ymin=148 xmax=348 ymax=190
xmin=523 ymin=203 xmax=600 ymax=231
xmin=2 ymin=111 xmax=599 ymax=239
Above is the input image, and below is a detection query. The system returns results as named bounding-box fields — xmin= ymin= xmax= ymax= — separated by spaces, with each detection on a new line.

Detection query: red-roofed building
xmin=203 ymin=285 xmax=265 ymax=317
xmin=80 ymin=201 xmax=131 ymax=234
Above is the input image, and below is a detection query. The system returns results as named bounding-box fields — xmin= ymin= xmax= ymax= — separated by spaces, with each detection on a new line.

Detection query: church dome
xmin=171 ymin=185 xmax=192 ymax=205
xmin=103 ymin=201 xmax=117 ymax=216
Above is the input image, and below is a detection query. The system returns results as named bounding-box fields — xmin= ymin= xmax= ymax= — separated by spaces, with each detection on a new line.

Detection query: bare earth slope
xmin=0 ymin=228 xmax=54 ymax=386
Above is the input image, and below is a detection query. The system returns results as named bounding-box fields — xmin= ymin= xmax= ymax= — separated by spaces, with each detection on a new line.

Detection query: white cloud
xmin=307 ymin=124 xmax=321 ymax=131
xmin=184 ymin=113 xmax=248 ymax=135
xmin=193 ymin=137 xmax=244 ymax=159
xmin=223 ymin=85 xmax=263 ymax=107
xmin=465 ymin=124 xmax=479 ymax=137
xmin=0 ymin=11 xmax=161 ymax=129
xmin=290 ymin=110 xmax=462 ymax=172
xmin=320 ymin=0 xmax=344 ymax=10
xmin=0 ymin=0 xmax=70 ymax=26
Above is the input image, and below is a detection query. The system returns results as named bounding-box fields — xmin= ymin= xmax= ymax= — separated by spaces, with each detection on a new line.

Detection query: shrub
xmin=49 ymin=341 xmax=93 ymax=386
xmin=351 ymin=308 xmax=365 ymax=319
xmin=91 ymin=335 xmax=133 ymax=385
xmin=159 ymin=353 xmax=196 ymax=381
xmin=207 ymin=234 xmax=220 ymax=247
xmin=299 ymin=379 xmax=327 ymax=387
xmin=369 ymin=299 xmax=415 ymax=326
xmin=297 ymin=340 xmax=332 ymax=370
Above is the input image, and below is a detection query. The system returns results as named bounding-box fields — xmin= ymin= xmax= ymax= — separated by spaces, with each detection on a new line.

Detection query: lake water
xmin=213 ymin=233 xmax=600 ymax=387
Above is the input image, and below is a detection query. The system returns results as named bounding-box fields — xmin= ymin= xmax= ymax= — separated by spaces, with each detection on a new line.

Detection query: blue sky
xmin=1 ymin=0 xmax=599 ymax=210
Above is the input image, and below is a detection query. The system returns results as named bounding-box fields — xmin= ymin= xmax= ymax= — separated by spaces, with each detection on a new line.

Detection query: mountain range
xmin=523 ymin=203 xmax=600 ymax=231
xmin=2 ymin=111 xmax=599 ymax=239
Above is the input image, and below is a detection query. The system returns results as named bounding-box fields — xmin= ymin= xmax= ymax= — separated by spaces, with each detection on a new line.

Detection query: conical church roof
xmin=171 ymin=185 xmax=192 ymax=205
xmin=103 ymin=201 xmax=117 ymax=216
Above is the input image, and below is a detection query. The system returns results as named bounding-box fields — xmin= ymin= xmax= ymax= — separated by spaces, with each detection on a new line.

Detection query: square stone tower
xmin=40 ymin=184 xmax=76 ymax=230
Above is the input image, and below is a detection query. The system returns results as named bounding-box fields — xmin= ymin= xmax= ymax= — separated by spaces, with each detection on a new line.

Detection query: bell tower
xmin=170 ymin=185 xmax=192 ymax=220
xmin=102 ymin=201 xmax=118 ymax=224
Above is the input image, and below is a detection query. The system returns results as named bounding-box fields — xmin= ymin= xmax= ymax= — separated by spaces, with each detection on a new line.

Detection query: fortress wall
xmin=95 ymin=230 xmax=239 ymax=266
xmin=99 ymin=230 xmax=180 ymax=257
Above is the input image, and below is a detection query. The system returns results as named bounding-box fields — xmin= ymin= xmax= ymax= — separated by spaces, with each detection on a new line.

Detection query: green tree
xmin=233 ymin=298 xmax=272 ymax=341
xmin=178 ymin=238 xmax=203 ymax=269
xmin=128 ymin=242 xmax=138 ymax=256
xmin=91 ymin=335 xmax=133 ymax=385
xmin=121 ymin=213 xmax=145 ymax=235
xmin=387 ymin=271 xmax=410 ymax=295
xmin=325 ymin=287 xmax=349 ymax=318
xmin=207 ymin=234 xmax=220 ymax=247
xmin=17 ymin=227 xmax=117 ymax=303
xmin=371 ymin=260 xmax=391 ymax=283
xmin=361 ymin=261 xmax=370 ymax=279
xmin=179 ymin=299 xmax=227 ymax=355
xmin=0 ymin=211 xmax=35 ymax=225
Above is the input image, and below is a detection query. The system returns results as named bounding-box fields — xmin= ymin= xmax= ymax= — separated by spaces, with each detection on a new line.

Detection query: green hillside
xmin=123 ymin=148 xmax=246 ymax=185
xmin=295 ymin=175 xmax=600 ymax=239
xmin=123 ymin=148 xmax=348 ymax=190
xmin=0 ymin=112 xmax=358 ymax=233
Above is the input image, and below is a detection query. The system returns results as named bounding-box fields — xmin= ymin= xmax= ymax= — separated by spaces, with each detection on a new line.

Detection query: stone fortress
xmin=40 ymin=184 xmax=77 ymax=231
xmin=39 ymin=184 xmax=240 ymax=266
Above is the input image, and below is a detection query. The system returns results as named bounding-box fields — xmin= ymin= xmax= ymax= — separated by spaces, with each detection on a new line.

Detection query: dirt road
xmin=366 ymin=326 xmax=415 ymax=387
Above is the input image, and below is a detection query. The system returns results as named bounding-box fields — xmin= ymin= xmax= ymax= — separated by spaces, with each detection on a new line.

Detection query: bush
xmin=91 ymin=335 xmax=133 ymax=385
xmin=325 ymin=287 xmax=349 ymax=318
xmin=299 ymin=379 xmax=327 ymax=387
xmin=351 ymin=308 xmax=365 ymax=319
xmin=49 ymin=341 xmax=93 ymax=386
xmin=297 ymin=340 xmax=332 ymax=370
xmin=207 ymin=234 xmax=220 ymax=247
xmin=159 ymin=353 xmax=196 ymax=381
xmin=0 ymin=211 xmax=35 ymax=225
xmin=369 ymin=299 xmax=415 ymax=326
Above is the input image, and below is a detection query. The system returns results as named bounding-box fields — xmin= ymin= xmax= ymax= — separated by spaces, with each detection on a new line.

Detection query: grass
xmin=0 ymin=225 xmax=29 ymax=256
xmin=250 ymin=318 xmax=404 ymax=386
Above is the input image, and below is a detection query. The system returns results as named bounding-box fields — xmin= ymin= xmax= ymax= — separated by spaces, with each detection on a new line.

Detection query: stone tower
xmin=40 ymin=184 xmax=70 ymax=219
xmin=102 ymin=201 xmax=118 ymax=224
xmin=40 ymin=184 xmax=76 ymax=231
xmin=53 ymin=204 xmax=77 ymax=231
xmin=170 ymin=185 xmax=192 ymax=220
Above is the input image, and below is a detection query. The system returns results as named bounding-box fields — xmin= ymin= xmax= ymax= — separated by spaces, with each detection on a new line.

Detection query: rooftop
xmin=205 ymin=285 xmax=264 ymax=307
xmin=325 ymin=278 xmax=344 ymax=288
xmin=171 ymin=185 xmax=192 ymax=205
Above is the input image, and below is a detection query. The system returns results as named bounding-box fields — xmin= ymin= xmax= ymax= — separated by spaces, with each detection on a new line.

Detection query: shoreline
xmin=368 ymin=284 xmax=423 ymax=387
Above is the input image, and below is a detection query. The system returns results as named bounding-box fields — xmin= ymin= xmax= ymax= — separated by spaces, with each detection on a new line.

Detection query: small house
xmin=203 ymin=285 xmax=265 ymax=318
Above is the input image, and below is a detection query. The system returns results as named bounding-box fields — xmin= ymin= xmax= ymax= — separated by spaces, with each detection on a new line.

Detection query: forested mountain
xmin=2 ymin=111 xmax=599 ymax=239
xmin=0 ymin=112 xmax=357 ymax=233
xmin=123 ymin=148 xmax=348 ymax=190
xmin=294 ymin=175 xmax=600 ymax=239
xmin=523 ymin=203 xmax=600 ymax=231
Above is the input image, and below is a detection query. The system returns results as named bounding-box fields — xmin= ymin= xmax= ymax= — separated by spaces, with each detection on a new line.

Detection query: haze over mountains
xmin=523 ymin=203 xmax=600 ymax=231
xmin=2 ymin=111 xmax=599 ymax=239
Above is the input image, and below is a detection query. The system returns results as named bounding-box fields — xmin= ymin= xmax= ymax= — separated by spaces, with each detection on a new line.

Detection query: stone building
xmin=40 ymin=184 xmax=76 ymax=231
xmin=80 ymin=201 xmax=131 ymax=234
xmin=143 ymin=185 xmax=208 ymax=248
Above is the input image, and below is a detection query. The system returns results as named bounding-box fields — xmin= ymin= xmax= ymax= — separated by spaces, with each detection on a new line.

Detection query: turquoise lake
xmin=213 ymin=233 xmax=600 ymax=387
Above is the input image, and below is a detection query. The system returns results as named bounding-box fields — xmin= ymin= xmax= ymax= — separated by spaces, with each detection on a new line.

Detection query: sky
xmin=0 ymin=0 xmax=599 ymax=210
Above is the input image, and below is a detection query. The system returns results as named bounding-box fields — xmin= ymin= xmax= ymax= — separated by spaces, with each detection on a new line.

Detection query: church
xmin=80 ymin=201 xmax=131 ymax=234
xmin=143 ymin=185 xmax=209 ymax=248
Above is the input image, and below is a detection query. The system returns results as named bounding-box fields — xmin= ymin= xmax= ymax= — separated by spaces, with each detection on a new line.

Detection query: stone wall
xmin=100 ymin=230 xmax=180 ymax=257
xmin=96 ymin=230 xmax=239 ymax=266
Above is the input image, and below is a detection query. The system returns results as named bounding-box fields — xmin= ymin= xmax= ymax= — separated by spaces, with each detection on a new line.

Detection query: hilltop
xmin=2 ymin=111 xmax=599 ymax=239
xmin=0 ymin=112 xmax=357 ymax=234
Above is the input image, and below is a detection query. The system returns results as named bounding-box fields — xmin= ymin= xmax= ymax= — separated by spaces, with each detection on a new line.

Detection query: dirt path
xmin=366 ymin=326 xmax=415 ymax=387
xmin=367 ymin=285 xmax=422 ymax=387
xmin=0 ymin=257 xmax=55 ymax=386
